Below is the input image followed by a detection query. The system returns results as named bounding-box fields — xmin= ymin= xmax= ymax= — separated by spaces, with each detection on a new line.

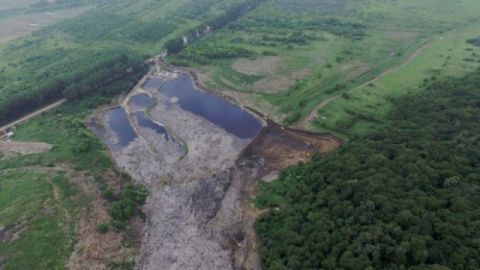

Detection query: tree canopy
xmin=255 ymin=68 xmax=480 ymax=270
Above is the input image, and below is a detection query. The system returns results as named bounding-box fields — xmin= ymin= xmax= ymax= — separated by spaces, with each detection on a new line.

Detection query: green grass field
xmin=315 ymin=19 xmax=480 ymax=137
xmin=169 ymin=0 xmax=480 ymax=137
xmin=0 ymin=98 xmax=113 ymax=269
xmin=0 ymin=169 xmax=87 ymax=270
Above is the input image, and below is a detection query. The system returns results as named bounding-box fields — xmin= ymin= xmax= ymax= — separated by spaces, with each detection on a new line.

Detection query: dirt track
xmin=300 ymin=40 xmax=433 ymax=128
xmin=0 ymin=99 xmax=66 ymax=133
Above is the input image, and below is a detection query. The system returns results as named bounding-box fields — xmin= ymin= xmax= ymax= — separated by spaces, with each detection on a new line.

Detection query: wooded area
xmin=255 ymin=68 xmax=480 ymax=269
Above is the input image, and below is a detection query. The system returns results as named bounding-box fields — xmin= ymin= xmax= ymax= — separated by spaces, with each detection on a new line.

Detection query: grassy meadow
xmin=0 ymin=96 xmax=114 ymax=269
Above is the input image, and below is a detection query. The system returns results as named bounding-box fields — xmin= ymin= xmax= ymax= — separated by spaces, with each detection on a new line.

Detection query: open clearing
xmin=0 ymin=141 xmax=52 ymax=157
xmin=0 ymin=6 xmax=91 ymax=44
xmin=232 ymin=56 xmax=282 ymax=76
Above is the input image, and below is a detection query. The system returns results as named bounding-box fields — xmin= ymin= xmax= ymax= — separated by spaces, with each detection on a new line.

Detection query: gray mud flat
xmin=92 ymin=73 xmax=264 ymax=270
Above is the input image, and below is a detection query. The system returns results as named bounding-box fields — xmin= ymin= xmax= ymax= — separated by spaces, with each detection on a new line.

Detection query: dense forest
xmin=255 ymin=68 xmax=480 ymax=269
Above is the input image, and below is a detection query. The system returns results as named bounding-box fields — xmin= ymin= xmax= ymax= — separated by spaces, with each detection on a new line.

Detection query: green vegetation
xmin=0 ymin=97 xmax=110 ymax=269
xmin=0 ymin=91 xmax=148 ymax=268
xmin=0 ymin=0 xmax=260 ymax=126
xmin=0 ymin=0 xmax=93 ymax=44
xmin=255 ymin=68 xmax=480 ymax=269
xmin=164 ymin=0 xmax=266 ymax=54
xmin=97 ymin=223 xmax=110 ymax=234
xmin=168 ymin=0 xmax=480 ymax=136
xmin=108 ymin=184 xmax=148 ymax=229
xmin=466 ymin=37 xmax=480 ymax=47
xmin=0 ymin=162 xmax=88 ymax=269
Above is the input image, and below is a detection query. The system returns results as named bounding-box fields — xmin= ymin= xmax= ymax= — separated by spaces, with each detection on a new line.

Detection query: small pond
xmin=105 ymin=107 xmax=137 ymax=147
xmin=130 ymin=94 xmax=155 ymax=109
xmin=159 ymin=75 xmax=262 ymax=139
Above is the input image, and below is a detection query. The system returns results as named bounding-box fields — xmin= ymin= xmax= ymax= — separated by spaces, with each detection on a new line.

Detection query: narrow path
xmin=299 ymin=40 xmax=432 ymax=128
xmin=0 ymin=99 xmax=67 ymax=133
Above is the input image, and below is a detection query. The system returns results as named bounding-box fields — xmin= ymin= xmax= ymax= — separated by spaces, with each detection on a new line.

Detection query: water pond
xmin=130 ymin=94 xmax=155 ymax=109
xmin=105 ymin=107 xmax=137 ymax=147
xmin=159 ymin=75 xmax=262 ymax=139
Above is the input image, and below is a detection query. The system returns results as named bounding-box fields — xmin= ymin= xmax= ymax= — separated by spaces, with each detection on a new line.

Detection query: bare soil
xmin=0 ymin=141 xmax=52 ymax=157
xmin=232 ymin=57 xmax=282 ymax=76
xmin=241 ymin=119 xmax=341 ymax=178
xmin=67 ymin=169 xmax=138 ymax=270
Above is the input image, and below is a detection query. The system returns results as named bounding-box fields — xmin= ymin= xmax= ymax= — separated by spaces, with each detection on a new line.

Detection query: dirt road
xmin=300 ymin=40 xmax=432 ymax=128
xmin=0 ymin=99 xmax=66 ymax=133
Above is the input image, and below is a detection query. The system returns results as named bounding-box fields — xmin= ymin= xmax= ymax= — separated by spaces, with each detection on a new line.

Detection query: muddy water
xmin=159 ymin=75 xmax=262 ymax=139
xmin=104 ymin=107 xmax=137 ymax=147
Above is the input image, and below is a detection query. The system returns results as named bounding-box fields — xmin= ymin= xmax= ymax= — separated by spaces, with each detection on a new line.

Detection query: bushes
xmin=105 ymin=183 xmax=148 ymax=229
xmin=164 ymin=0 xmax=267 ymax=55
xmin=175 ymin=44 xmax=256 ymax=64
xmin=97 ymin=223 xmax=109 ymax=233
xmin=466 ymin=37 xmax=480 ymax=47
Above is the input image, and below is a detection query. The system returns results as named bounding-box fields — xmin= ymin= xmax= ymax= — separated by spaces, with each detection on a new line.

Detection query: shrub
xmin=97 ymin=223 xmax=109 ymax=233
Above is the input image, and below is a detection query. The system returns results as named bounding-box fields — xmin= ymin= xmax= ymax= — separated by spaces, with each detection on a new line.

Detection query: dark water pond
xmin=159 ymin=75 xmax=262 ymax=139
xmin=105 ymin=107 xmax=137 ymax=147
xmin=130 ymin=94 xmax=155 ymax=109
xmin=143 ymin=78 xmax=163 ymax=89
xmin=133 ymin=111 xmax=171 ymax=141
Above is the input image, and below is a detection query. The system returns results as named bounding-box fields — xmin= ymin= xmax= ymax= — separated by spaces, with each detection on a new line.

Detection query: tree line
xmin=165 ymin=0 xmax=267 ymax=55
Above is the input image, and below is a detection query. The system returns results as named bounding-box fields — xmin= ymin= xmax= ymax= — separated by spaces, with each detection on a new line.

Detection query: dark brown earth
xmin=218 ymin=119 xmax=342 ymax=270
xmin=241 ymin=119 xmax=341 ymax=178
